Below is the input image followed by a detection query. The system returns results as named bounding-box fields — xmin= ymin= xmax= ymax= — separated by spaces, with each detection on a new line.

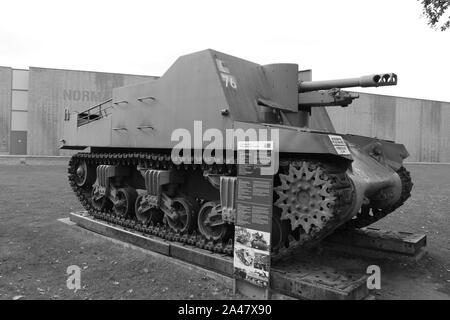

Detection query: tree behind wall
xmin=420 ymin=0 xmax=450 ymax=30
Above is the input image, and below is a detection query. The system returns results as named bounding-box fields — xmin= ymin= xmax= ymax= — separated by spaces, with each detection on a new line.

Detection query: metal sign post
xmin=233 ymin=141 xmax=274 ymax=299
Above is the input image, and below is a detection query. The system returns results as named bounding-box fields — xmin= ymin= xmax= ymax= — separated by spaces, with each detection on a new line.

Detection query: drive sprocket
xmin=275 ymin=161 xmax=336 ymax=235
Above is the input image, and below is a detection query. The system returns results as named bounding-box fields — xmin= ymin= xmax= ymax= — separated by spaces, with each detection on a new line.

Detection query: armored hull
xmin=63 ymin=49 xmax=412 ymax=256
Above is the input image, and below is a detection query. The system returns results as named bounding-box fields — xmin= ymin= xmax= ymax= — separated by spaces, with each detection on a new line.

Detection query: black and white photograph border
xmin=0 ymin=0 xmax=450 ymax=304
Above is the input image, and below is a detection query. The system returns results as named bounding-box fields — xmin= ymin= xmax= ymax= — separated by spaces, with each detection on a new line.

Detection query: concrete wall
xmin=27 ymin=68 xmax=155 ymax=155
xmin=0 ymin=67 xmax=12 ymax=154
xmin=5 ymin=67 xmax=449 ymax=161
xmin=327 ymin=92 xmax=450 ymax=163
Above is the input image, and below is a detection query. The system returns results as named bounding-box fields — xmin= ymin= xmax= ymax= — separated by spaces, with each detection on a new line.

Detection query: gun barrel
xmin=298 ymin=73 xmax=397 ymax=92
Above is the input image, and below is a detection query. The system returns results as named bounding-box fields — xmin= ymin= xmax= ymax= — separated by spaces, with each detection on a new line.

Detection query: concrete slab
xmin=66 ymin=211 xmax=372 ymax=300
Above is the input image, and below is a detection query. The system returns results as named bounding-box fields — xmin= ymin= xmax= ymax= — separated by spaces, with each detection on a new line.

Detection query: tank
xmin=62 ymin=49 xmax=413 ymax=255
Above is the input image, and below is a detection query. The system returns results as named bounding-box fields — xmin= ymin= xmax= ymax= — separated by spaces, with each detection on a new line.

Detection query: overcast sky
xmin=1 ymin=0 xmax=449 ymax=101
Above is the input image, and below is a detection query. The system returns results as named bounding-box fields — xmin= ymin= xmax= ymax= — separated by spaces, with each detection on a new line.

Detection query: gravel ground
xmin=0 ymin=163 xmax=449 ymax=300
xmin=0 ymin=164 xmax=237 ymax=300
xmin=371 ymin=164 xmax=450 ymax=299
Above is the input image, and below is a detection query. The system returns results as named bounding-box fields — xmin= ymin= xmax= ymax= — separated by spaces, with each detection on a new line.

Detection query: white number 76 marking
xmin=221 ymin=73 xmax=237 ymax=89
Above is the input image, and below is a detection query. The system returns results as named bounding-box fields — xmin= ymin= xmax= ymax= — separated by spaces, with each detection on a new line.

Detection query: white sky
xmin=1 ymin=0 xmax=449 ymax=101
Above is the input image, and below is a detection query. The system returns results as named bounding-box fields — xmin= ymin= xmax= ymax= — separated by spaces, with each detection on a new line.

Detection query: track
xmin=344 ymin=166 xmax=413 ymax=229
xmin=68 ymin=152 xmax=363 ymax=260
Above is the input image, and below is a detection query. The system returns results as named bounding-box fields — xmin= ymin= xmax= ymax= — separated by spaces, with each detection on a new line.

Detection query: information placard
xmin=234 ymin=142 xmax=274 ymax=288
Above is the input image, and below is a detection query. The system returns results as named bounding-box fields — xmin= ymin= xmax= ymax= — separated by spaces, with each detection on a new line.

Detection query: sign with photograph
xmin=234 ymin=141 xmax=274 ymax=288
